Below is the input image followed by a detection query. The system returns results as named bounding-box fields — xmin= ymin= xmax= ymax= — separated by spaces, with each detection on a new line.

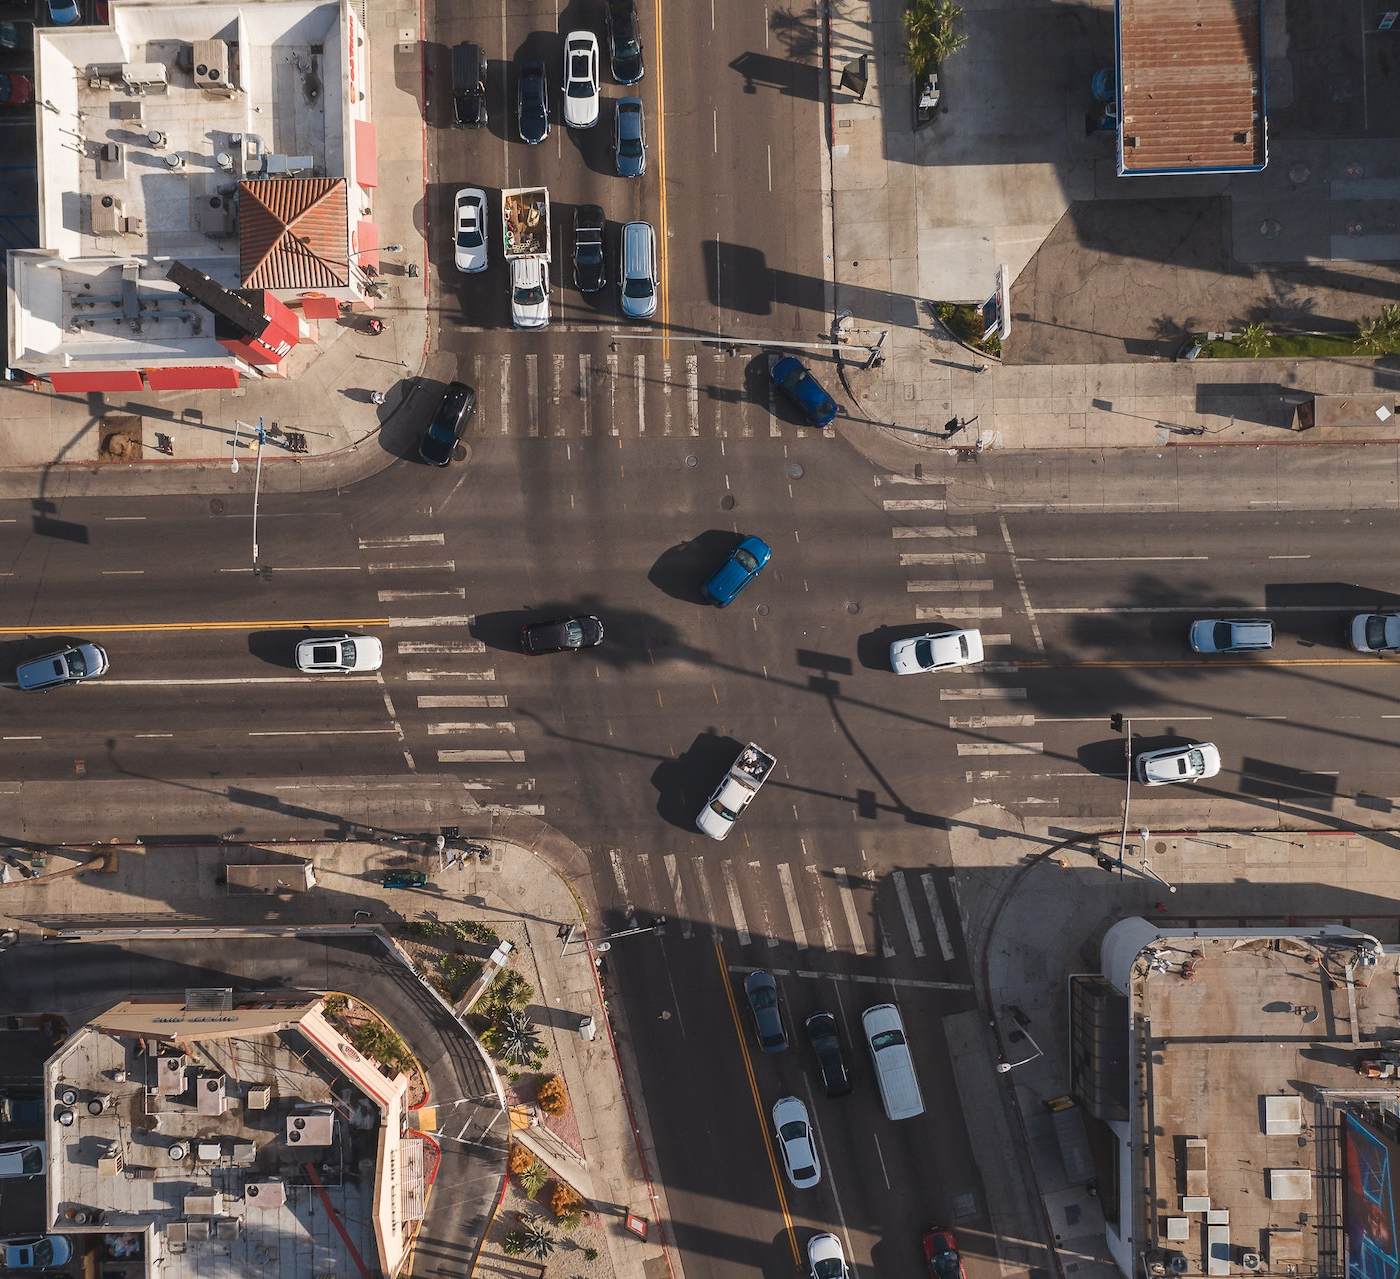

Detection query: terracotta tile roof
xmin=239 ymin=178 xmax=350 ymax=290
xmin=1117 ymin=0 xmax=1265 ymax=174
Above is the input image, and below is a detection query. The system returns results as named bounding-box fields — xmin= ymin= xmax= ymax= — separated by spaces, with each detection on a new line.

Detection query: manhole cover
xmin=1259 ymin=218 xmax=1281 ymax=239
xmin=1288 ymin=163 xmax=1310 ymax=184
xmin=846 ymin=600 xmax=862 ymax=614
xmin=720 ymin=494 xmax=736 ymax=510
xmin=756 ymin=603 xmax=770 ymax=616
xmin=684 ymin=454 xmax=699 ymax=468
xmin=785 ymin=462 xmax=804 ymax=479
xmin=1154 ymin=841 xmax=1168 ymax=854
xmin=209 ymin=497 xmax=226 ymax=516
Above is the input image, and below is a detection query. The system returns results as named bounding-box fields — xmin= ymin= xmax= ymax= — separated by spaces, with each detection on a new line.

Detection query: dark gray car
xmin=16 ymin=643 xmax=108 ymax=691
xmin=613 ymin=96 xmax=645 ymax=177
xmin=744 ymin=970 xmax=787 ymax=1053
xmin=805 ymin=1010 xmax=851 ymax=1096
xmin=517 ymin=59 xmax=549 ymax=143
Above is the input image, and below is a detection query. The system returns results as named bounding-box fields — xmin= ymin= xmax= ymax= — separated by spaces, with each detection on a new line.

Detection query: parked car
xmin=510 ymin=257 xmax=550 ymax=329
xmin=16 ymin=643 xmax=108 ymax=691
xmin=923 ymin=1228 xmax=966 ymax=1279
xmin=521 ymin=615 xmax=604 ymax=654
xmin=1351 ymin=613 xmax=1400 ymax=653
xmin=0 ymin=21 xmax=34 ymax=51
xmin=0 ymin=1092 xmax=44 ymax=1128
xmin=771 ymin=355 xmax=839 ymax=427
xmin=573 ymin=205 xmax=606 ymax=293
xmin=702 ymin=534 xmax=772 ymax=607
xmin=295 ymin=635 xmax=383 ymax=673
xmin=1135 ymin=742 xmax=1222 ymax=786
xmin=613 ymin=96 xmax=646 ymax=176
xmin=0 ymin=72 xmax=32 ymax=106
xmin=562 ymin=30 xmax=600 ymax=128
xmin=1188 ymin=618 xmax=1273 ymax=653
xmin=381 ymin=870 xmax=427 ymax=889
xmin=0 ymin=1141 xmax=45 ymax=1179
xmin=1 ymin=1236 xmax=72 ymax=1270
xmin=619 ymin=220 xmax=657 ymax=319
xmin=771 ymin=1096 xmax=821 ymax=1189
xmin=418 ymin=380 xmax=476 ymax=465
xmin=890 ymin=628 xmax=983 ymax=674
xmin=454 ymin=188 xmax=488 ymax=273
xmin=604 ymin=0 xmax=644 ymax=83
xmin=43 ymin=0 xmax=79 ymax=25
xmin=804 ymin=1011 xmax=851 ymax=1097
xmin=808 ymin=1233 xmax=851 ymax=1279
xmin=517 ymin=58 xmax=549 ymax=143
xmin=451 ymin=41 xmax=488 ymax=127
xmin=744 ymin=970 xmax=787 ymax=1053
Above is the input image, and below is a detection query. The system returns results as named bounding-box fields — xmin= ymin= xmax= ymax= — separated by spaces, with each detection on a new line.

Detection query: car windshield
xmin=749 ymin=985 xmax=776 ymax=1009
xmin=1186 ymin=749 xmax=1204 ymax=773
xmin=612 ymin=13 xmax=640 ymax=54
xmin=30 ymin=1241 xmax=54 ymax=1266
xmin=428 ymin=418 xmax=457 ymax=444
xmin=1367 ymin=616 xmax=1391 ymax=649
xmin=623 ymin=275 xmax=653 ymax=299
xmin=734 ymin=548 xmax=759 ymax=572
xmin=813 ymin=1259 xmax=846 ymax=1279
xmin=958 ymin=634 xmax=969 ymax=656
xmin=870 ymin=1028 xmax=905 ymax=1050
xmin=67 ymin=648 xmax=87 ymax=677
xmin=914 ymin=639 xmax=935 ymax=667
xmin=20 ymin=1147 xmax=41 ymax=1173
xmin=1212 ymin=622 xmax=1235 ymax=648
xmin=515 ymin=282 xmax=546 ymax=305
xmin=932 ymin=1251 xmax=960 ymax=1279
xmin=708 ymin=800 xmax=737 ymax=821
xmin=779 ymin=1120 xmax=807 ymax=1141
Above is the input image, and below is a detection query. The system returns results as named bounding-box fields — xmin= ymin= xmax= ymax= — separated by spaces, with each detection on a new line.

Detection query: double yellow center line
xmin=0 ymin=618 xmax=390 ymax=636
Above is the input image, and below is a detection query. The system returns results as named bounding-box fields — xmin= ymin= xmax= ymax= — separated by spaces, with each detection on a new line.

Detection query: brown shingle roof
xmin=239 ymin=178 xmax=350 ymax=290
xmin=1117 ymin=0 xmax=1264 ymax=174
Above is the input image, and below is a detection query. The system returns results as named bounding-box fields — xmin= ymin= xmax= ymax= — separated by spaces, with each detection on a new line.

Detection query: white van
xmin=862 ymin=1003 xmax=924 ymax=1121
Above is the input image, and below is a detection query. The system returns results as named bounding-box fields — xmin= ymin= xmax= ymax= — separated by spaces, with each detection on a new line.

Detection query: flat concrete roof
xmin=1116 ymin=0 xmax=1265 ymax=174
xmin=1143 ymin=937 xmax=1400 ymax=1275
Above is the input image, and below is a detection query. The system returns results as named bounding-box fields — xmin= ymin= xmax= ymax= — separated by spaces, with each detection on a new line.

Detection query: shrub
xmin=536 ymin=1075 xmax=569 ymax=1117
xmin=503 ymin=1219 xmax=556 ymax=1259
xmin=482 ymin=1010 xmax=545 ymax=1068
xmin=584 ymin=1247 xmax=599 ymax=1262
xmin=480 ymin=969 xmax=533 ymax=1017
xmin=1234 ymin=321 xmax=1273 ymax=357
xmin=322 ymin=993 xmax=348 ymax=1017
xmin=508 ymin=1144 xmax=535 ymax=1176
xmin=438 ymin=953 xmax=483 ymax=997
xmin=519 ymin=1159 xmax=549 ymax=1199
xmin=450 ymin=919 xmax=500 ymax=946
xmin=550 ymin=1182 xmax=583 ymax=1219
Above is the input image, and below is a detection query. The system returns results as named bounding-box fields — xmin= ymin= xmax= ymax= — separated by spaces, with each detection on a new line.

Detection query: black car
xmin=452 ymin=42 xmax=487 ymax=127
xmin=805 ymin=1010 xmax=852 ymax=1097
xmin=517 ymin=58 xmax=549 ymax=143
xmin=573 ymin=205 xmax=606 ymax=293
xmin=613 ymin=96 xmax=646 ymax=177
xmin=744 ymin=970 xmax=788 ymax=1053
xmin=418 ymin=381 xmax=476 ymax=466
xmin=521 ymin=615 xmax=605 ymax=654
xmin=604 ymin=0 xmax=644 ymax=84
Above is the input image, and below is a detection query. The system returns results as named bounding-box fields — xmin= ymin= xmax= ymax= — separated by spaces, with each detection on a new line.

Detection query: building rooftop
xmin=1116 ymin=0 xmax=1265 ymax=175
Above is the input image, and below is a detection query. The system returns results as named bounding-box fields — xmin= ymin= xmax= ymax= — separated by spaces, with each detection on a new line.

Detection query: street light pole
xmin=250 ymin=416 xmax=266 ymax=572
xmin=996 ymin=1026 xmax=1044 ymax=1073
xmin=229 ymin=418 xmax=248 ymax=474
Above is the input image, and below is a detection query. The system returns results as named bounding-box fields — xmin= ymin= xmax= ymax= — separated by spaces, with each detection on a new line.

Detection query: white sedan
xmin=890 ymin=628 xmax=984 ymax=674
xmin=561 ymin=30 xmax=599 ymax=128
xmin=453 ymin=188 xmax=487 ymax=273
xmin=1351 ymin=613 xmax=1400 ymax=653
xmin=295 ymin=635 xmax=384 ymax=673
xmin=771 ymin=1095 xmax=821 ymax=1189
xmin=510 ymin=257 xmax=550 ymax=329
xmin=1135 ymin=742 xmax=1221 ymax=786
xmin=808 ymin=1233 xmax=850 ymax=1279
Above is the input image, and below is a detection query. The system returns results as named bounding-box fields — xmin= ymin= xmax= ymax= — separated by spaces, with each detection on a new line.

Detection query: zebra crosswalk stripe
xmin=686 ymin=354 xmax=700 ymax=437
xmin=891 ymin=871 xmax=925 ymax=959
xmin=921 ymin=872 xmax=956 ymax=961
xmin=664 ymin=854 xmax=693 ymax=940
xmin=804 ymin=864 xmax=837 ymax=950
xmin=552 ymin=353 xmax=566 ymax=438
xmin=499 ymin=353 xmax=510 ymax=435
xmin=607 ymin=352 xmax=619 ymax=436
xmin=634 ymin=354 xmax=646 ymax=435
xmin=579 ymin=353 xmax=592 ymax=436
xmin=777 ymin=863 xmax=807 ymax=949
xmin=608 ymin=848 xmax=635 ymax=925
xmin=721 ymin=859 xmax=751 ymax=947
xmin=525 ymin=353 xmax=539 ymax=437
xmin=750 ymin=861 xmax=781 ymax=948
xmin=833 ymin=867 xmax=868 ymax=956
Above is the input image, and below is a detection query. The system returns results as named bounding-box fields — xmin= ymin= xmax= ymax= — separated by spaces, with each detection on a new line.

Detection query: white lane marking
xmin=1036 ymin=714 xmax=1212 ymax=723
xmin=956 ymin=742 xmax=1043 ymax=756
xmin=882 ymin=498 xmax=946 ymax=511
xmin=3 ymin=735 xmax=41 ymax=741
xmin=102 ymin=569 xmax=144 ymax=575
xmin=377 ymin=588 xmax=465 ymax=601
xmin=721 ymin=859 xmax=751 ymax=946
xmin=891 ymin=871 xmax=924 ymax=959
xmin=427 ymin=721 xmax=516 ymax=735
xmin=500 ymin=351 xmax=511 ymax=435
xmin=579 ymin=353 xmax=592 ymax=437
xmin=101 ymin=676 xmax=366 ymax=687
xmin=397 ymin=640 xmax=485 ymax=654
xmin=552 ymin=352 xmax=565 ymax=437
xmin=664 ymin=854 xmax=693 ymax=940
xmin=635 ymin=354 xmax=646 ymax=435
xmin=940 ymin=687 xmax=1026 ymax=701
xmin=917 ymin=605 xmax=1003 ymax=620
xmin=359 ymin=534 xmax=446 ymax=549
xmin=608 ymin=848 xmax=635 ymax=923
xmin=525 ymin=352 xmax=540 ymax=437
xmin=388 ymin=615 xmax=474 ymax=628
xmin=777 ymin=863 xmax=808 ymax=949
xmin=133 ymin=732 xmax=174 ymax=739
xmin=892 ymin=525 xmax=976 ymax=538
xmin=104 ymin=515 xmax=147 ymax=521
xmin=949 ymin=714 xmax=1035 ymax=728
xmin=407 ymin=670 xmax=496 ymax=682
xmin=686 ymin=354 xmax=700 ymax=437
xmin=1269 ymin=554 xmax=1310 ymax=560
xmin=804 ymin=864 xmax=838 ymax=951
xmin=832 ymin=867 xmax=868 ymax=956
xmin=219 ymin=565 xmax=360 ymax=574
xmin=607 ymin=352 xmax=619 ymax=436
xmin=981 ymin=634 xmax=1014 ymax=646
xmin=1036 ymin=604 xmax=1359 ymax=615
xmin=248 ymin=727 xmax=398 ymax=736
xmin=695 ymin=860 xmax=721 ymax=939
xmin=436 ymin=748 xmax=526 ymax=762
xmin=417 ymin=695 xmax=508 ymax=708
xmin=750 ymin=861 xmax=781 ymax=948
xmin=730 ymin=963 xmax=973 ymax=993
xmin=1031 ymin=555 xmax=1207 ymax=562
xmin=366 ymin=560 xmax=455 ymax=573
xmin=906 ymin=579 xmax=994 ymax=592
xmin=920 ymin=872 xmax=956 ymax=962
xmin=899 ymin=552 xmax=986 ymax=565
xmin=999 ymin=514 xmax=1045 ymax=652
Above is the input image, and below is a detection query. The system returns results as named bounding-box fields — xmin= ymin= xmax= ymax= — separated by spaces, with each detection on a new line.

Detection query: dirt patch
xmin=99 ymin=415 xmax=143 ymax=461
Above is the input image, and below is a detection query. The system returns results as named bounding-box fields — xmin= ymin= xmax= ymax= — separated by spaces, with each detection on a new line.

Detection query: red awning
xmin=49 ymin=370 xmax=144 ymax=393
xmin=143 ymin=366 xmax=242 ymax=391
xmin=354 ymin=119 xmax=378 ymax=189
xmin=354 ymin=219 xmax=379 ymax=274
xmin=300 ymin=293 xmax=342 ymax=320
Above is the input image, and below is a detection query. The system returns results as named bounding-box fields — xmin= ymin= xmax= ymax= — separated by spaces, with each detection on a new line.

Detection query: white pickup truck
xmin=697 ymin=743 xmax=776 ymax=840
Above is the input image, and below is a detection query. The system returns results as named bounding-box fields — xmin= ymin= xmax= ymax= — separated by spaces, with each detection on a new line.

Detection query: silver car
xmin=1188 ymin=618 xmax=1273 ymax=653
xmin=772 ymin=1096 xmax=821 ymax=1189
xmin=1135 ymin=742 xmax=1222 ymax=786
xmin=16 ymin=643 xmax=108 ymax=691
xmin=619 ymin=221 xmax=657 ymax=320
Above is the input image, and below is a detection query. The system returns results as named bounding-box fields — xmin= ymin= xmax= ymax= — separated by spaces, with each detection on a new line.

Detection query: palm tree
xmin=1354 ymin=305 xmax=1400 ymax=355
xmin=484 ymin=1009 xmax=544 ymax=1068
xmin=503 ymin=1219 xmax=557 ymax=1260
xmin=904 ymin=0 xmax=967 ymax=75
xmin=1234 ymin=321 xmax=1273 ymax=358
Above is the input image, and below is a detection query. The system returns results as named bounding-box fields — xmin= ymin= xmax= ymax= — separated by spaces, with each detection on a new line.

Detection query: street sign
xmin=625 ymin=1213 xmax=649 ymax=1240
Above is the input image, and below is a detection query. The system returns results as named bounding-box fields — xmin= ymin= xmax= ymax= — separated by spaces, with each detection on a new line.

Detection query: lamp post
xmin=996 ymin=1025 xmax=1044 ymax=1073
xmin=229 ymin=418 xmax=249 ymax=474
xmin=250 ymin=417 xmax=266 ymax=572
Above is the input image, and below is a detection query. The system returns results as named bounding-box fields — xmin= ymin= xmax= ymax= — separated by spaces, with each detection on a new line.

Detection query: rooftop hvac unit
xmin=192 ymin=39 xmax=229 ymax=90
xmin=245 ymin=1085 xmax=271 ymax=1111
xmin=285 ymin=1106 xmax=334 ymax=1147
xmin=244 ymin=1179 xmax=287 ymax=1208
xmin=92 ymin=195 xmax=124 ymax=236
xmin=121 ymin=62 xmax=167 ymax=93
xmin=155 ymin=1052 xmax=187 ymax=1096
xmin=196 ymin=1072 xmax=227 ymax=1116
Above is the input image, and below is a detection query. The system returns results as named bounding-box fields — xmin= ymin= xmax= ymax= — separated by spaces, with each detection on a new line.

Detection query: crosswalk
xmin=459 ymin=349 xmax=839 ymax=441
xmin=604 ymin=846 xmax=964 ymax=968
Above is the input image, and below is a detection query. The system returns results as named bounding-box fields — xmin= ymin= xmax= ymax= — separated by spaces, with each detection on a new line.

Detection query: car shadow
xmin=0 ymin=636 xmax=90 ymax=687
xmin=856 ymin=623 xmax=945 ymax=672
xmin=1078 ymin=731 xmax=1196 ymax=780
xmin=648 ymin=529 xmax=742 ymax=604
xmin=247 ymin=630 xmax=307 ymax=670
xmin=651 ymin=730 xmax=745 ymax=832
xmin=469 ymin=610 xmax=534 ymax=655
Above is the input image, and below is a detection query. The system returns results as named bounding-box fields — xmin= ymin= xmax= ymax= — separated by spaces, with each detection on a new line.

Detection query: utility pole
xmin=250 ymin=416 xmax=266 ymax=572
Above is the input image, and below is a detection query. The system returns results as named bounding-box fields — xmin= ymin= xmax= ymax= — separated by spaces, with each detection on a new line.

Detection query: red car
xmin=923 ymin=1228 xmax=966 ymax=1279
xmin=0 ymin=73 xmax=32 ymax=106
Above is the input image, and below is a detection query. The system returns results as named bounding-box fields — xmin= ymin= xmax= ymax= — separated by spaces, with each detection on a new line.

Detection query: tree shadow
xmin=647 ymin=530 xmax=743 ymax=605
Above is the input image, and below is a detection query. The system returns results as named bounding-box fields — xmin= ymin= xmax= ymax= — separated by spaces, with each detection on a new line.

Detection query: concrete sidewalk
xmin=0 ymin=0 xmax=440 ymax=497
xmin=0 ymin=828 xmax=679 ymax=1279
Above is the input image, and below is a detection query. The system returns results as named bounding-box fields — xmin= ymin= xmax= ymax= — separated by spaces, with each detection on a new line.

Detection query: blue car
xmin=702 ymin=534 xmax=772 ymax=607
xmin=45 ymin=0 xmax=81 ymax=25
xmin=771 ymin=355 xmax=838 ymax=428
